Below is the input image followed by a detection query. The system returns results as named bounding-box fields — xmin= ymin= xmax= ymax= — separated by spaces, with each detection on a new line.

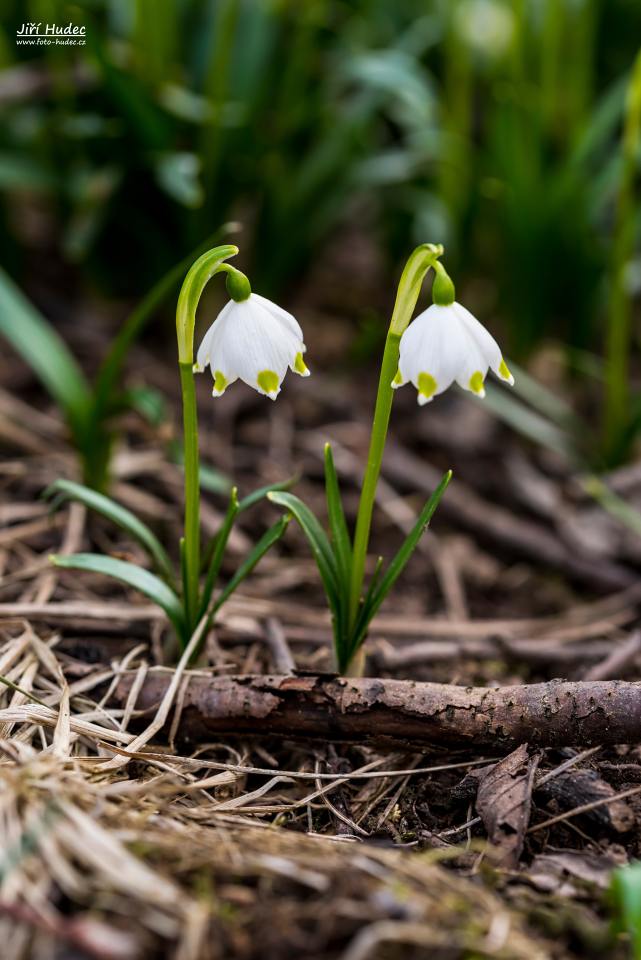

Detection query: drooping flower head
xmin=392 ymin=263 xmax=513 ymax=405
xmin=194 ymin=270 xmax=309 ymax=399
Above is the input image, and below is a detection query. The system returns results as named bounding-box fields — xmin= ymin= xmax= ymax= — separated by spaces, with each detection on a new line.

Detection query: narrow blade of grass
xmin=267 ymin=491 xmax=340 ymax=610
xmin=0 ymin=268 xmax=92 ymax=444
xmin=51 ymin=553 xmax=185 ymax=638
xmin=323 ymin=443 xmax=352 ymax=587
xmin=45 ymin=479 xmax=175 ymax=585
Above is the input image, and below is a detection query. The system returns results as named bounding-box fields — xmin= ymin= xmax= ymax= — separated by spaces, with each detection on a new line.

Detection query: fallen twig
xmin=111 ymin=673 xmax=641 ymax=750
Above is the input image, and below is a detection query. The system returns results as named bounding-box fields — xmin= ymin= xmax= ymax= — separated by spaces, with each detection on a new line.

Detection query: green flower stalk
xmin=177 ymin=244 xmax=309 ymax=631
xmin=271 ymin=242 xmax=513 ymax=675
xmin=175 ymin=243 xmax=240 ymax=626
xmin=347 ymin=244 xmax=447 ymax=630
xmin=50 ymin=244 xmax=305 ymax=653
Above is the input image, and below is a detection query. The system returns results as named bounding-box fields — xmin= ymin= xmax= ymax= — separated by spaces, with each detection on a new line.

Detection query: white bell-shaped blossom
xmin=392 ymin=301 xmax=513 ymax=405
xmin=194 ymin=293 xmax=309 ymax=399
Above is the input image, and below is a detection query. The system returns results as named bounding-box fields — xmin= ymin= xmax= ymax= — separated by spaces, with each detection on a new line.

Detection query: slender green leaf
xmin=267 ymin=491 xmax=340 ymax=610
xmin=366 ymin=471 xmax=452 ymax=624
xmin=0 ymin=268 xmax=92 ymax=444
xmin=323 ymin=443 xmax=352 ymax=585
xmin=93 ymin=228 xmax=235 ymax=421
xmin=238 ymin=475 xmax=298 ymax=513
xmin=611 ymin=862 xmax=641 ymax=958
xmin=349 ymin=555 xmax=385 ymax=657
xmin=179 ymin=536 xmax=189 ymax=628
xmin=45 ymin=479 xmax=175 ymax=584
xmin=170 ymin=441 xmax=232 ymax=496
xmin=483 ymin=384 xmax=577 ymax=460
xmin=119 ymin=385 xmax=168 ymax=427
xmin=505 ymin=361 xmax=584 ymax=434
xmin=199 ymin=462 xmax=233 ymax=495
xmin=211 ymin=516 xmax=289 ymax=615
xmin=50 ymin=553 xmax=185 ymax=637
xmin=200 ymin=475 xmax=297 ymax=574
xmin=335 ymin=555 xmax=384 ymax=673
xmin=198 ymin=487 xmax=239 ymax=619
xmin=583 ymin=475 xmax=641 ymax=539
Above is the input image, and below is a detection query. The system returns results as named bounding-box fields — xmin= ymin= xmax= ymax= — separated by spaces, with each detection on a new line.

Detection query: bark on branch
xmin=113 ymin=673 xmax=641 ymax=750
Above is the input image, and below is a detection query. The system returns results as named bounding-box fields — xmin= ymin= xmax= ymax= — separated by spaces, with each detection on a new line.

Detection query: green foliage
xmin=2 ymin=1 xmax=639 ymax=463
xmin=0 ymin=268 xmax=93 ymax=451
xmin=47 ymin=479 xmax=288 ymax=655
xmin=611 ymin=862 xmax=641 ymax=958
xmin=270 ymin=456 xmax=451 ymax=673
xmin=45 ymin=479 xmax=175 ymax=585
xmin=50 ymin=552 xmax=188 ymax=640
xmin=1 ymin=0 xmax=637 ymax=330
xmin=0 ymin=231 xmax=230 ymax=489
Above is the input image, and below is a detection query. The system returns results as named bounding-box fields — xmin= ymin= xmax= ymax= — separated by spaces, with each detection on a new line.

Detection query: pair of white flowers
xmin=194 ymin=285 xmax=513 ymax=403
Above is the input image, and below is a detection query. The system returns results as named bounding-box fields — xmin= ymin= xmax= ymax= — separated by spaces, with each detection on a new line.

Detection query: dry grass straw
xmin=0 ymin=625 xmax=552 ymax=959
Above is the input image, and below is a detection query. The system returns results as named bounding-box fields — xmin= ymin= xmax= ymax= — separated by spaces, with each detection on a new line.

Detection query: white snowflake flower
xmin=194 ymin=293 xmax=309 ymax=399
xmin=392 ymin=301 xmax=514 ymax=405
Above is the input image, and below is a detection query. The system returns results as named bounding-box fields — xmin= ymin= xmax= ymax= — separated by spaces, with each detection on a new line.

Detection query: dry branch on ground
xmin=112 ymin=671 xmax=641 ymax=750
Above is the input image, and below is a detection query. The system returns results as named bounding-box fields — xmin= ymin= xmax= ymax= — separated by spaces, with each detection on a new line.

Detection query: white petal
xmin=250 ymin=293 xmax=304 ymax=341
xmin=215 ymin=300 xmax=297 ymax=392
xmin=196 ymin=292 xmax=309 ymax=399
xmin=399 ymin=304 xmax=465 ymax=398
xmin=452 ymin=329 xmax=490 ymax=397
xmin=195 ymin=300 xmax=234 ymax=371
xmin=396 ymin=299 xmax=512 ymax=403
xmin=454 ymin=303 xmax=507 ymax=379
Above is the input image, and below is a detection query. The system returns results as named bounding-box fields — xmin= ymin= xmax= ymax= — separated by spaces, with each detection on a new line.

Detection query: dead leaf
xmin=476 ymin=743 xmax=538 ymax=868
xmin=537 ymin=767 xmax=636 ymax=834
xmin=526 ymin=848 xmax=627 ymax=895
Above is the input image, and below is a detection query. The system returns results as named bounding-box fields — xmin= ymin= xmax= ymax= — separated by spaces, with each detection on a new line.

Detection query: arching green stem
xmin=175 ymin=244 xmax=240 ymax=628
xmin=347 ymin=244 xmax=444 ymax=629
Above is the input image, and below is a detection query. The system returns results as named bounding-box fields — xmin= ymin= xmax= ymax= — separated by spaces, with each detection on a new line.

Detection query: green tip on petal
xmin=417 ymin=372 xmax=437 ymax=404
xmin=469 ymin=371 xmax=486 ymax=396
xmin=498 ymin=358 xmax=514 ymax=384
xmin=212 ymin=370 xmax=229 ymax=396
xmin=392 ymin=368 xmax=404 ymax=387
xmin=257 ymin=369 xmax=280 ymax=398
xmin=293 ymin=351 xmax=310 ymax=376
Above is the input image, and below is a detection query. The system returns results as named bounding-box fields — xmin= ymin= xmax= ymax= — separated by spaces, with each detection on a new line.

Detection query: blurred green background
xmin=0 ymin=0 xmax=640 ymax=374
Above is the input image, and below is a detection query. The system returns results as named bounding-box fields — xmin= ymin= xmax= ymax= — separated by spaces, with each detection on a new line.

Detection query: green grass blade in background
xmin=604 ymin=48 xmax=641 ymax=460
xmin=0 ymin=268 xmax=92 ymax=444
xmin=582 ymin=476 xmax=641 ymax=539
xmin=45 ymin=479 xmax=175 ymax=584
xmin=483 ymin=385 xmax=577 ymax=460
xmin=365 ymin=471 xmax=452 ymax=627
xmin=237 ymin=476 xmax=298 ymax=513
xmin=199 ymin=487 xmax=239 ymax=619
xmin=611 ymin=862 xmax=641 ymax=959
xmin=268 ymin=491 xmax=340 ymax=609
xmin=93 ymin=227 xmax=237 ymax=421
xmin=211 ymin=515 xmax=289 ymax=616
xmin=505 ymin=362 xmax=584 ymax=433
xmin=323 ymin=443 xmax=353 ymax=585
xmin=51 ymin=552 xmax=185 ymax=638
